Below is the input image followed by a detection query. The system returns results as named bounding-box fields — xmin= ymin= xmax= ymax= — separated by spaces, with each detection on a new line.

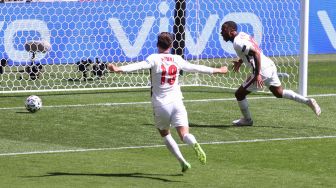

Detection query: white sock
xmin=183 ymin=133 xmax=197 ymax=145
xmin=282 ymin=89 xmax=308 ymax=104
xmin=163 ymin=134 xmax=186 ymax=164
xmin=238 ymin=99 xmax=252 ymax=120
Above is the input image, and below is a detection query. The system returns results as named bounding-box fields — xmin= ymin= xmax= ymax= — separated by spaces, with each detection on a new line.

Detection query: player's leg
xmin=158 ymin=128 xmax=191 ymax=172
xmin=261 ymin=64 xmax=321 ymax=116
xmin=176 ymin=126 xmax=206 ymax=165
xmin=232 ymin=85 xmax=254 ymax=126
xmin=269 ymin=85 xmax=321 ymax=116
xmin=172 ymin=100 xmax=206 ymax=165
xmin=154 ymin=104 xmax=190 ymax=172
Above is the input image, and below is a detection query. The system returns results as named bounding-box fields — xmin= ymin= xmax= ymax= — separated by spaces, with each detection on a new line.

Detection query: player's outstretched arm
xmin=180 ymin=60 xmax=228 ymax=75
xmin=108 ymin=61 xmax=151 ymax=73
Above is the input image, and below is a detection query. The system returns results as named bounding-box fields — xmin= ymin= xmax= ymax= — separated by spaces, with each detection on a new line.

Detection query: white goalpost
xmin=0 ymin=0 xmax=304 ymax=94
xmin=299 ymin=0 xmax=309 ymax=97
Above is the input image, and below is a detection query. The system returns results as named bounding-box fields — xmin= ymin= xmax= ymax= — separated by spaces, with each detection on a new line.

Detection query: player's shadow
xmin=23 ymin=172 xmax=183 ymax=182
xmin=15 ymin=111 xmax=32 ymax=114
xmin=143 ymin=123 xmax=243 ymax=129
xmin=189 ymin=123 xmax=238 ymax=129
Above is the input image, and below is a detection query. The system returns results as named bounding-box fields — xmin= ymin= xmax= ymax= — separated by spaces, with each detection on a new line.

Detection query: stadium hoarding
xmin=0 ymin=0 xmax=334 ymax=66
xmin=309 ymin=1 xmax=336 ymax=55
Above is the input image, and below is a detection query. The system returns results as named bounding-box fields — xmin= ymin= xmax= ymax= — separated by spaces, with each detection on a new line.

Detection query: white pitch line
xmin=0 ymin=101 xmax=151 ymax=110
xmin=206 ymin=135 xmax=336 ymax=145
xmin=309 ymin=93 xmax=336 ymax=97
xmin=1 ymin=93 xmax=335 ymax=110
xmin=0 ymin=135 xmax=335 ymax=157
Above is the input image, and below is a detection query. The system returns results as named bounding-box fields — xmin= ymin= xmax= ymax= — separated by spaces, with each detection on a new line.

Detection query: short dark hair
xmin=223 ymin=21 xmax=237 ymax=31
xmin=157 ymin=32 xmax=174 ymax=50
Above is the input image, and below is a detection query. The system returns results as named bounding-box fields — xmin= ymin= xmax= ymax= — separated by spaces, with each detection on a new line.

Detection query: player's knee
xmin=235 ymin=91 xmax=245 ymax=101
xmin=273 ymin=92 xmax=282 ymax=98
xmin=269 ymin=86 xmax=283 ymax=98
xmin=179 ymin=135 xmax=184 ymax=141
xmin=158 ymin=129 xmax=170 ymax=137
xmin=176 ymin=133 xmax=186 ymax=142
xmin=176 ymin=126 xmax=189 ymax=141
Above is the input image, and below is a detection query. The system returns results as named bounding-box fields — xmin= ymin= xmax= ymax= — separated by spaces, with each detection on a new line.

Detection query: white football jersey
xmin=233 ymin=32 xmax=275 ymax=73
xmin=120 ymin=53 xmax=214 ymax=107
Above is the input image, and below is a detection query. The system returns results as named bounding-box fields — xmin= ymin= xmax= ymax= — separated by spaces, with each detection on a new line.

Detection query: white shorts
xmin=153 ymin=100 xmax=188 ymax=130
xmin=243 ymin=64 xmax=281 ymax=92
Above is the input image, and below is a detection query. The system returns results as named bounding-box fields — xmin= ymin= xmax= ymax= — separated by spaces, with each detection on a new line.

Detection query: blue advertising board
xmin=309 ymin=1 xmax=336 ymax=54
xmin=0 ymin=0 xmax=334 ymax=66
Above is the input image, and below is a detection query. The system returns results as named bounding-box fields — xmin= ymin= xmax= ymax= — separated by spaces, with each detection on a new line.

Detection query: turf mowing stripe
xmin=1 ymin=93 xmax=335 ymax=110
xmin=0 ymin=135 xmax=335 ymax=157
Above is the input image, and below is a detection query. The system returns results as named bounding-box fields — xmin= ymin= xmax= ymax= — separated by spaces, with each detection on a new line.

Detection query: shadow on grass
xmin=15 ymin=111 xmax=31 ymax=114
xmin=145 ymin=122 xmax=331 ymax=130
xmin=143 ymin=123 xmax=249 ymax=129
xmin=189 ymin=123 xmax=233 ymax=128
xmin=23 ymin=172 xmax=183 ymax=182
xmin=189 ymin=123 xmax=320 ymax=130
xmin=188 ymin=123 xmax=320 ymax=130
xmin=190 ymin=123 xmax=336 ymax=130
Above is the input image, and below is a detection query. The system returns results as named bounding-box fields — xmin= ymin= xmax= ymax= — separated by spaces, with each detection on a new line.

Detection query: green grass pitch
xmin=0 ymin=54 xmax=335 ymax=187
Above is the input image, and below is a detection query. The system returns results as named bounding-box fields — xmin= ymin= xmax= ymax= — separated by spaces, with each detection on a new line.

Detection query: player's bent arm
xmin=248 ymin=48 xmax=261 ymax=76
xmin=248 ymin=48 xmax=263 ymax=88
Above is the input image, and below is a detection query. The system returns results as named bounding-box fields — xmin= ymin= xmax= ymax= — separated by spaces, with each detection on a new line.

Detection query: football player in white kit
xmin=220 ymin=21 xmax=321 ymax=126
xmin=108 ymin=32 xmax=228 ymax=172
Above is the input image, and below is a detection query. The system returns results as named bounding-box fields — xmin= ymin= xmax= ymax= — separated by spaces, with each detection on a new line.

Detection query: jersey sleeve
xmin=120 ymin=61 xmax=151 ymax=72
xmin=120 ymin=56 xmax=153 ymax=72
xmin=177 ymin=56 xmax=214 ymax=74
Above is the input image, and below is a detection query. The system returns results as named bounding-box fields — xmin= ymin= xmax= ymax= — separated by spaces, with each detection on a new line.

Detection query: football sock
xmin=183 ymin=133 xmax=197 ymax=145
xmin=163 ymin=134 xmax=187 ymax=164
xmin=238 ymin=99 xmax=252 ymax=120
xmin=282 ymin=89 xmax=309 ymax=104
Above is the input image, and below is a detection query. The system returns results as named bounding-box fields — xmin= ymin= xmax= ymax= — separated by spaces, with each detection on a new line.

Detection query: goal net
xmin=0 ymin=0 xmax=300 ymax=93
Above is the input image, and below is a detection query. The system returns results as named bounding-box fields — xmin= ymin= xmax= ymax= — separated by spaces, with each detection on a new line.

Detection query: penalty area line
xmin=0 ymin=135 xmax=335 ymax=157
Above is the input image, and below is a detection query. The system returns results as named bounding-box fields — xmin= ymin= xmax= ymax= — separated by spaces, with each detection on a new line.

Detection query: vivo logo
xmin=317 ymin=11 xmax=336 ymax=49
xmin=0 ymin=19 xmax=50 ymax=62
xmin=108 ymin=2 xmax=263 ymax=58
xmin=0 ymin=2 xmax=334 ymax=63
xmin=108 ymin=12 xmax=263 ymax=58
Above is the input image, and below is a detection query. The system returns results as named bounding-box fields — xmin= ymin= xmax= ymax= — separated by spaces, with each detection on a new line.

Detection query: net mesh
xmin=0 ymin=0 xmax=300 ymax=93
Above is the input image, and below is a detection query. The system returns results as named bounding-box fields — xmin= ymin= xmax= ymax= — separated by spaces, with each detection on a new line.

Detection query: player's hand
xmin=232 ymin=59 xmax=243 ymax=72
xmin=213 ymin=66 xmax=228 ymax=74
xmin=219 ymin=66 xmax=228 ymax=74
xmin=255 ymin=74 xmax=264 ymax=88
xmin=107 ymin=63 xmax=121 ymax=72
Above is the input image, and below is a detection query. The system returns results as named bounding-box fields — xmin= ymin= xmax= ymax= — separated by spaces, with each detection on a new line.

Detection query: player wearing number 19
xmin=108 ymin=32 xmax=228 ymax=172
